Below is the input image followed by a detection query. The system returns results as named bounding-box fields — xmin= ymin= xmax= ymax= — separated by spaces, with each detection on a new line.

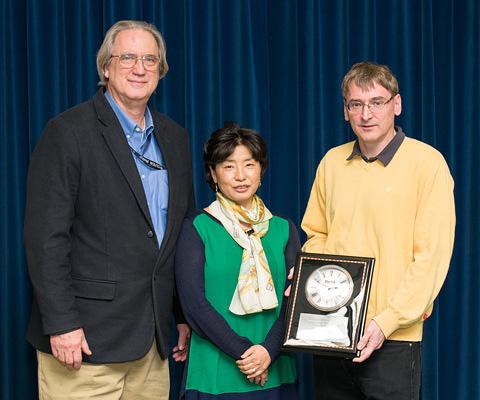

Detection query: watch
xmin=305 ymin=264 xmax=354 ymax=312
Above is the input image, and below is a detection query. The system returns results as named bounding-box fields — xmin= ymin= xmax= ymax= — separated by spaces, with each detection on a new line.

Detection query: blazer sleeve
xmin=24 ymin=117 xmax=82 ymax=335
xmin=173 ymin=131 xmax=196 ymax=325
xmin=175 ymin=216 xmax=253 ymax=360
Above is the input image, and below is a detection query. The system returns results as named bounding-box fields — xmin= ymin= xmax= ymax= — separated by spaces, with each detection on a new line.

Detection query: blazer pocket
xmin=72 ymin=276 xmax=116 ymax=300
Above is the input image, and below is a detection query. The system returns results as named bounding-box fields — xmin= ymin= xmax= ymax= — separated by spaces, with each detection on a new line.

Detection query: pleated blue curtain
xmin=1 ymin=0 xmax=478 ymax=399
xmin=1 ymin=1 xmax=34 ymax=399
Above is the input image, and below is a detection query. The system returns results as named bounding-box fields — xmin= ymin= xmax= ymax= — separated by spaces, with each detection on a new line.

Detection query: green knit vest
xmin=185 ymin=213 xmax=296 ymax=394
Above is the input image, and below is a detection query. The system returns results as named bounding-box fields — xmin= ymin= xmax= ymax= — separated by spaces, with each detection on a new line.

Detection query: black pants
xmin=314 ymin=341 xmax=421 ymax=400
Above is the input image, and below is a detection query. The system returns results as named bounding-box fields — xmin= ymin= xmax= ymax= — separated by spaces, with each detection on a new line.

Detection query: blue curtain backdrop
xmin=1 ymin=0 xmax=478 ymax=398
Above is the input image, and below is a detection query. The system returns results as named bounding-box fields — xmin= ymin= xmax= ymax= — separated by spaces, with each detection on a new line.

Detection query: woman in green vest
xmin=175 ymin=123 xmax=299 ymax=399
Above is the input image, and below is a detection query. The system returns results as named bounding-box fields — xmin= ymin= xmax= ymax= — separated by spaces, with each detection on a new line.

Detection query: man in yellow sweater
xmin=302 ymin=61 xmax=455 ymax=400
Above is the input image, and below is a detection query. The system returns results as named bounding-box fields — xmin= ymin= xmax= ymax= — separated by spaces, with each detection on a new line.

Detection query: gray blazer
xmin=24 ymin=89 xmax=194 ymax=363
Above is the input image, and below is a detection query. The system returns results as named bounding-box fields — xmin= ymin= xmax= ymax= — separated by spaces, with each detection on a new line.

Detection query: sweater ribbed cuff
xmin=372 ymin=309 xmax=400 ymax=339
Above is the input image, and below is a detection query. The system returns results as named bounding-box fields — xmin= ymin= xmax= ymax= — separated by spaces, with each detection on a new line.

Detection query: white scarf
xmin=207 ymin=192 xmax=278 ymax=315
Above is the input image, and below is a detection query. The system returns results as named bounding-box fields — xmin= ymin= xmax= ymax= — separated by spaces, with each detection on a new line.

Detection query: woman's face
xmin=210 ymin=144 xmax=262 ymax=209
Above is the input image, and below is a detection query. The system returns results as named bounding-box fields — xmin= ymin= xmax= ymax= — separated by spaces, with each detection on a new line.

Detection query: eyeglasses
xmin=110 ymin=53 xmax=160 ymax=70
xmin=345 ymin=94 xmax=397 ymax=114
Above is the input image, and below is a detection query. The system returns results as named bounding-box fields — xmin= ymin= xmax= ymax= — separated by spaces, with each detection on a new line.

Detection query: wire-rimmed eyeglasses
xmin=345 ymin=94 xmax=397 ymax=114
xmin=110 ymin=53 xmax=160 ymax=70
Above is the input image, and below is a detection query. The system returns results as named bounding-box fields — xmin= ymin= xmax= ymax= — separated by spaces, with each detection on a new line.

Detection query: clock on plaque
xmin=305 ymin=265 xmax=355 ymax=311
xmin=282 ymin=253 xmax=374 ymax=358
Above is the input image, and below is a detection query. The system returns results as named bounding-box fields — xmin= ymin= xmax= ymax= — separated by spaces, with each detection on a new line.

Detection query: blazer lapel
xmin=93 ymin=90 xmax=154 ymax=230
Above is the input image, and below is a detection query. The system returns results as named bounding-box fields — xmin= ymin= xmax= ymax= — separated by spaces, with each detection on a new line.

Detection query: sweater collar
xmin=347 ymin=126 xmax=406 ymax=166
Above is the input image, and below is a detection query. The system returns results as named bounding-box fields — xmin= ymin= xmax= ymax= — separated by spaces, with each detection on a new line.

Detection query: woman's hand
xmin=248 ymin=368 xmax=269 ymax=386
xmin=236 ymin=344 xmax=271 ymax=380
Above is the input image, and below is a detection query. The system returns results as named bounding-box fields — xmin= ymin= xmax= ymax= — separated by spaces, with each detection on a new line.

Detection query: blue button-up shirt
xmin=105 ymin=91 xmax=169 ymax=248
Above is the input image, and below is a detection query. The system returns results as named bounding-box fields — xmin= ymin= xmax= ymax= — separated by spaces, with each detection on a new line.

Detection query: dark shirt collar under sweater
xmin=347 ymin=126 xmax=406 ymax=166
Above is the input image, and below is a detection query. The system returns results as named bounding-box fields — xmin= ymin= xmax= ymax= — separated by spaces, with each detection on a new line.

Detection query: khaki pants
xmin=37 ymin=342 xmax=169 ymax=400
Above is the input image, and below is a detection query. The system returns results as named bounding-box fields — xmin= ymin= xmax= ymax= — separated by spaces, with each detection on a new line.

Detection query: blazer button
xmin=147 ymin=230 xmax=154 ymax=238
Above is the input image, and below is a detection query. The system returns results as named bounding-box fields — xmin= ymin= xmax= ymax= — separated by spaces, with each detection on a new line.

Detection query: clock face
xmin=305 ymin=264 xmax=354 ymax=311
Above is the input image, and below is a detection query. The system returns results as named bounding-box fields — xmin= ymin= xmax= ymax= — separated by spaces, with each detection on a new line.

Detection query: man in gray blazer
xmin=24 ymin=20 xmax=194 ymax=399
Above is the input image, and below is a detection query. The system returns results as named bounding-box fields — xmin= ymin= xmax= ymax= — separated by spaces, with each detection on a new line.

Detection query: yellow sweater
xmin=301 ymin=137 xmax=455 ymax=341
